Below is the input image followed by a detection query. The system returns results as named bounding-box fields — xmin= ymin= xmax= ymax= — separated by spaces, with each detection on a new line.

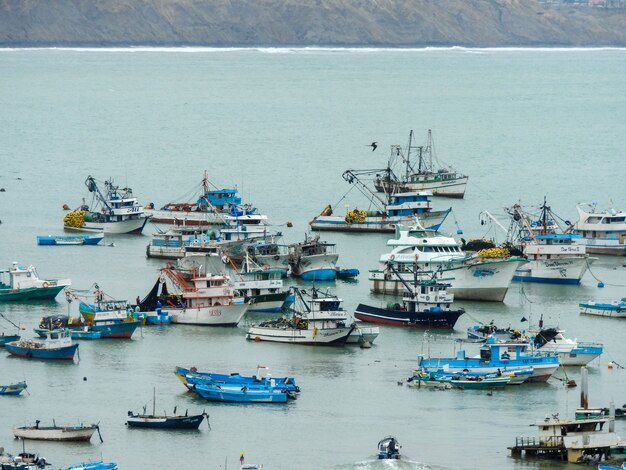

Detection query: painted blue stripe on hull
xmin=512 ymin=276 xmax=580 ymax=285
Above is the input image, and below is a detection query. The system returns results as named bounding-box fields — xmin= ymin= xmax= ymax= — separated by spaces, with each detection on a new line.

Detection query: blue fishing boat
xmin=418 ymin=337 xmax=559 ymax=383
xmin=580 ymin=299 xmax=626 ymax=318
xmin=62 ymin=461 xmax=118 ymax=470
xmin=126 ymin=389 xmax=209 ymax=430
xmin=0 ymin=334 xmax=21 ymax=346
xmin=5 ymin=330 xmax=78 ymax=361
xmin=34 ymin=315 xmax=102 ymax=340
xmin=193 ymin=382 xmax=292 ymax=403
xmin=0 ymin=381 xmax=27 ymax=396
xmin=36 ymin=233 xmax=104 ymax=246
xmin=175 ymin=366 xmax=299 ymax=393
xmin=336 ymin=268 xmax=359 ymax=279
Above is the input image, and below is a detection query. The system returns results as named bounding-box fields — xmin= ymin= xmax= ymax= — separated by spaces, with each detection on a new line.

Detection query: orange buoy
xmin=608 ymin=362 xmax=614 ymax=369
xmin=254 ymin=336 xmax=261 ymax=342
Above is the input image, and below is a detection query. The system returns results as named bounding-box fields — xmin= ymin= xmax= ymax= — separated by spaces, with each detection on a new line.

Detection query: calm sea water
xmin=1 ymin=47 xmax=626 ymax=470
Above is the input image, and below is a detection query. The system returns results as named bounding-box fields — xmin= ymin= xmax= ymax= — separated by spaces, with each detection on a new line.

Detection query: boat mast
xmin=406 ymin=130 xmax=414 ymax=180
xmin=153 ymin=387 xmax=156 ymax=416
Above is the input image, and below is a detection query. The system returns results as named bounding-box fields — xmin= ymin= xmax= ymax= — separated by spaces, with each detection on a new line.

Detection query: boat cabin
xmin=0 ymin=263 xmax=46 ymax=290
xmin=386 ymin=192 xmax=433 ymax=217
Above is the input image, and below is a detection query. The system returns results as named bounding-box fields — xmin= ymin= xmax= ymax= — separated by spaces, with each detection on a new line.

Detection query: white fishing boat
xmin=0 ymin=262 xmax=71 ymax=302
xmin=346 ymin=323 xmax=380 ymax=345
xmin=246 ymin=240 xmax=290 ymax=276
xmin=14 ymin=421 xmax=100 ymax=442
xmin=368 ymin=222 xmax=525 ymax=301
xmin=231 ymin=256 xmax=290 ymax=312
xmin=146 ymin=227 xmax=216 ymax=259
xmin=373 ymin=129 xmax=468 ymax=198
xmin=531 ymin=328 xmax=603 ymax=366
xmin=246 ymin=288 xmax=355 ymax=346
xmin=310 ymin=169 xmax=450 ymax=233
xmin=579 ymin=299 xmax=626 ymax=318
xmin=160 ymin=265 xmax=248 ymax=326
xmin=501 ymin=200 xmax=594 ymax=284
xmin=288 ymin=235 xmax=339 ymax=281
xmin=572 ymin=203 xmax=626 ymax=256
xmin=63 ymin=176 xmax=149 ymax=234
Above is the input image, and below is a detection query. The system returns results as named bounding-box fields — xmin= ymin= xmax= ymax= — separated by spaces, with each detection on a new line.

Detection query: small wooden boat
xmin=13 ymin=420 xmax=102 ymax=442
xmin=193 ymin=383 xmax=292 ymax=403
xmin=36 ymin=233 xmax=104 ymax=246
xmin=447 ymin=375 xmax=511 ymax=389
xmin=377 ymin=436 xmax=401 ymax=460
xmin=0 ymin=381 xmax=27 ymax=396
xmin=126 ymin=389 xmax=209 ymax=430
xmin=5 ymin=330 xmax=78 ymax=361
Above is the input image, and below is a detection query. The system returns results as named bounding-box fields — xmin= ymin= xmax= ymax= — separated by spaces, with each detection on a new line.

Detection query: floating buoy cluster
xmin=344 ymin=209 xmax=367 ymax=224
xmin=476 ymin=247 xmax=511 ymax=258
xmin=63 ymin=210 xmax=87 ymax=228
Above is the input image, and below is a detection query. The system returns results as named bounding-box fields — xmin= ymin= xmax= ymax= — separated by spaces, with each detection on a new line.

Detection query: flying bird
xmin=369 ymin=142 xmax=378 ymax=151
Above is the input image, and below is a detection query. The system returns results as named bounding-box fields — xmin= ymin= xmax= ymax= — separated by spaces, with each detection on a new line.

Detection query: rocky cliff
xmin=1 ymin=0 xmax=625 ymax=47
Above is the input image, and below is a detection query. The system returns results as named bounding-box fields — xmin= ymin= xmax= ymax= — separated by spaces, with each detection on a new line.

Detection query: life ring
xmin=425 ymin=296 xmax=430 ymax=301
xmin=273 ymin=255 xmax=280 ymax=261
xmin=42 ymin=281 xmax=49 ymax=288
xmin=617 ymin=308 xmax=622 ymax=313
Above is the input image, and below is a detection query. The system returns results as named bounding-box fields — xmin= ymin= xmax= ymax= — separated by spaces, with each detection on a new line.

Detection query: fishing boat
xmin=246 ymin=240 xmax=290 ymax=276
xmin=61 ymin=461 xmax=118 ymax=470
xmin=5 ymin=330 xmax=78 ymax=361
xmin=377 ymin=436 xmax=401 ymax=460
xmin=0 ymin=381 xmax=27 ymax=396
xmin=408 ymin=369 xmax=510 ymax=389
xmin=36 ymin=233 xmax=104 ymax=246
xmin=126 ymin=389 xmax=208 ymax=430
xmin=310 ymin=169 xmax=450 ymax=233
xmin=374 ymin=130 xmax=468 ymax=198
xmin=492 ymin=200 xmax=594 ymax=284
xmin=144 ymin=171 xmax=262 ymax=226
xmin=0 ymin=333 xmax=21 ymax=346
xmin=0 ymin=447 xmax=49 ymax=470
xmin=288 ymin=235 xmax=339 ymax=281
xmin=572 ymin=203 xmax=626 ymax=256
xmin=63 ymin=176 xmax=149 ymax=234
xmin=13 ymin=420 xmax=101 ymax=442
xmin=175 ymin=365 xmax=300 ymax=393
xmin=158 ymin=265 xmax=248 ymax=326
xmin=580 ymin=299 xmax=626 ymax=318
xmin=33 ymin=316 xmax=102 ymax=340
xmin=145 ymin=227 xmax=216 ymax=259
xmin=418 ymin=336 xmax=560 ymax=382
xmin=0 ymin=262 xmax=71 ymax=302
xmin=246 ymin=287 xmax=355 ymax=346
xmin=193 ymin=382 xmax=293 ymax=403
xmin=355 ymin=273 xmax=465 ymax=329
xmin=73 ymin=287 xmax=141 ymax=338
xmin=368 ymin=222 xmax=525 ymax=301
xmin=231 ymin=255 xmax=290 ymax=312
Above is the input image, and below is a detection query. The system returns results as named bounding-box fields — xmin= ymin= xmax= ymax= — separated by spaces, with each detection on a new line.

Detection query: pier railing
xmin=515 ymin=436 xmax=564 ymax=448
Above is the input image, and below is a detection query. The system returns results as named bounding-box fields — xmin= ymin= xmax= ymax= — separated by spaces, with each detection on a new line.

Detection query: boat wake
xmin=337 ymin=459 xmax=446 ymax=469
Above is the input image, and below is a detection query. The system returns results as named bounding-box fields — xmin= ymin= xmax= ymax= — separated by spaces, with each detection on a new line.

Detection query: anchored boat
xmin=0 ymin=262 xmax=71 ymax=302
xmin=36 ymin=233 xmax=104 ymax=246
xmin=288 ymin=235 xmax=339 ymax=281
xmin=572 ymin=203 xmax=626 ymax=256
xmin=63 ymin=176 xmax=149 ymax=234
xmin=231 ymin=256 xmax=290 ymax=312
xmin=0 ymin=381 xmax=27 ymax=396
xmin=310 ymin=169 xmax=450 ymax=233
xmin=5 ymin=330 xmax=78 ymax=361
xmin=580 ymin=299 xmax=626 ymax=318
xmin=246 ymin=287 xmax=355 ymax=346
xmin=175 ymin=365 xmax=300 ymax=393
xmin=126 ymin=389 xmax=208 ymax=430
xmin=374 ymin=129 xmax=468 ymax=198
xmin=13 ymin=420 xmax=101 ymax=442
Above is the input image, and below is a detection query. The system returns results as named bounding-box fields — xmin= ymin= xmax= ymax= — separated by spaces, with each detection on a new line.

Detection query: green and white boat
xmin=0 ymin=262 xmax=71 ymax=301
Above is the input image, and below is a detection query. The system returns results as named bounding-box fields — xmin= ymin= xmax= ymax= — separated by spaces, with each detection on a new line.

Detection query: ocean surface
xmin=1 ymin=47 xmax=626 ymax=470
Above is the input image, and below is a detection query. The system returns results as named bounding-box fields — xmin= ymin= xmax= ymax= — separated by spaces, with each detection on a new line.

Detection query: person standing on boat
xmin=388 ymin=438 xmax=397 ymax=458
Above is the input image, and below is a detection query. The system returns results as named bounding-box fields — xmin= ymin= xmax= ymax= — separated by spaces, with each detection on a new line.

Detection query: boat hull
xmin=0 ymin=285 xmax=68 ymax=302
xmin=37 ymin=234 xmax=104 ymax=246
xmin=376 ymin=177 xmax=468 ymax=199
xmin=33 ymin=328 xmax=101 ymax=340
xmin=0 ymin=335 xmax=21 ymax=346
xmin=0 ymin=381 xmax=27 ymax=395
xmin=579 ymin=303 xmax=626 ymax=318
xmin=346 ymin=326 xmax=380 ymax=344
xmin=310 ymin=209 xmax=450 ymax=233
xmin=248 ymin=292 xmax=289 ymax=312
xmin=5 ymin=343 xmax=78 ymax=360
xmin=13 ymin=426 xmax=96 ymax=441
xmin=246 ymin=325 xmax=353 ymax=346
xmin=194 ymin=385 xmax=288 ymax=403
xmin=65 ymin=217 xmax=148 ymax=234
xmin=291 ymin=253 xmax=339 ymax=280
xmin=126 ymin=414 xmax=205 ymax=429
xmin=354 ymin=304 xmax=463 ymax=329
xmin=512 ymin=257 xmax=590 ymax=284
xmin=419 ymin=359 xmax=558 ymax=383
xmin=144 ymin=209 xmax=223 ymax=226
xmin=170 ymin=304 xmax=248 ymax=326
xmin=369 ymin=258 xmax=523 ymax=301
